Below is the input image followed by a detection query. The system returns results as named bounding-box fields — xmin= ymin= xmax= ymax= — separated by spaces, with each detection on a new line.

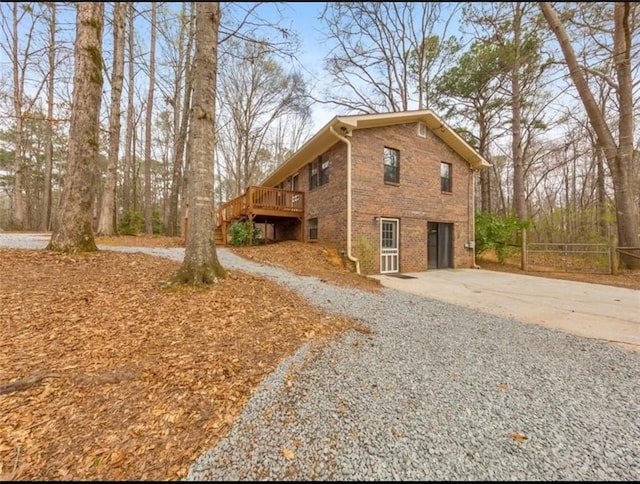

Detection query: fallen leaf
xmin=497 ymin=383 xmax=509 ymax=392
xmin=509 ymin=432 xmax=528 ymax=443
xmin=282 ymin=448 xmax=295 ymax=460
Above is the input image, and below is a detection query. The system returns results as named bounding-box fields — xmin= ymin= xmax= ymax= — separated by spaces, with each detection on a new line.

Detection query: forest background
xmin=0 ymin=2 xmax=638 ymax=267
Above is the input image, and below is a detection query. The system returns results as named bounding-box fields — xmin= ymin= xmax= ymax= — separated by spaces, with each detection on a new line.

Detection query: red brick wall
xmin=296 ymin=141 xmax=348 ymax=252
xmin=274 ymin=121 xmax=476 ymax=274
xmin=348 ymin=122 xmax=475 ymax=274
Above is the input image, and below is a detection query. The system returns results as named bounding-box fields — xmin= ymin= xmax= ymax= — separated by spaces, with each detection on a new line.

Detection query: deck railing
xmin=216 ymin=186 xmax=304 ymax=226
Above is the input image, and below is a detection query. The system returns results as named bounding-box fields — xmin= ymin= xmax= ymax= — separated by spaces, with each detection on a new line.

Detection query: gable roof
xmin=261 ymin=109 xmax=491 ymax=187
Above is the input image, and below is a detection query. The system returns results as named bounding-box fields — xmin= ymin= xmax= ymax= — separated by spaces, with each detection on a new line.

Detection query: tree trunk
xmin=174 ymin=2 xmax=226 ymax=284
xmin=144 ymin=1 xmax=157 ymax=235
xmin=96 ymin=2 xmax=126 ymax=236
xmin=11 ymin=3 xmax=26 ymax=230
xmin=539 ymin=2 xmax=639 ymax=269
xmin=168 ymin=4 xmax=194 ymax=236
xmin=478 ymin=118 xmax=491 ymax=213
xmin=596 ymin=145 xmax=608 ymax=238
xmin=122 ymin=2 xmax=135 ymax=216
xmin=47 ymin=3 xmax=104 ymax=253
xmin=168 ymin=78 xmax=192 ymax=235
xmin=41 ymin=3 xmax=56 ymax=232
xmin=511 ymin=3 xmax=526 ymax=222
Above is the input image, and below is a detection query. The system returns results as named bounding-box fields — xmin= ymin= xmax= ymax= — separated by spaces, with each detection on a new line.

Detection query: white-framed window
xmin=384 ymin=147 xmax=400 ymax=184
xmin=441 ymin=162 xmax=452 ymax=192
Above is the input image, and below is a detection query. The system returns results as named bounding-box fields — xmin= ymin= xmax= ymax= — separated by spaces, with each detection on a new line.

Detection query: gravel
xmin=2 ymin=234 xmax=639 ymax=481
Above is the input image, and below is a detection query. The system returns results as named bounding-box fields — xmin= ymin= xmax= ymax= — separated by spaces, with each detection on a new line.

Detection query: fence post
xmin=610 ymin=240 xmax=618 ymax=275
xmin=521 ymin=229 xmax=527 ymax=271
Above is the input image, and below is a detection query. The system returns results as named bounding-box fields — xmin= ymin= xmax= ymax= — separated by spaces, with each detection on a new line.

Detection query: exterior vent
xmin=417 ymin=121 xmax=427 ymax=138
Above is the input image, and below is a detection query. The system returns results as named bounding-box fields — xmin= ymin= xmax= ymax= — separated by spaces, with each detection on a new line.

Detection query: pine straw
xmin=0 ymin=248 xmax=362 ymax=481
xmin=229 ymin=241 xmax=382 ymax=292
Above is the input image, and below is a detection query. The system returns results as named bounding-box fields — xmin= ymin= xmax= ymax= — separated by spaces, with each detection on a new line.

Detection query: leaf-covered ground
xmin=2 ymin=235 xmax=637 ymax=481
xmin=0 ymin=245 xmax=362 ymax=481
xmin=476 ymin=250 xmax=640 ymax=291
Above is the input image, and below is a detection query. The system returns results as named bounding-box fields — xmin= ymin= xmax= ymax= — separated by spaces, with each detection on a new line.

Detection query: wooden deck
xmin=215 ymin=186 xmax=304 ymax=245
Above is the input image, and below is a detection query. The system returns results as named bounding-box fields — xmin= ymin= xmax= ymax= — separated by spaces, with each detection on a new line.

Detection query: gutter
xmin=470 ymin=168 xmax=480 ymax=269
xmin=329 ymin=125 xmax=361 ymax=275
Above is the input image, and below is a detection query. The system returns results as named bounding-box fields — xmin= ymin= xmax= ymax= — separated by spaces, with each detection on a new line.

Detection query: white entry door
xmin=380 ymin=218 xmax=399 ymax=273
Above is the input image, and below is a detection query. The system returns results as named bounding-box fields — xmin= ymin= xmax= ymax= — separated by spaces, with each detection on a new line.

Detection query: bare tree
xmin=216 ymin=39 xmax=309 ymax=197
xmin=47 ymin=2 xmax=104 ymax=252
xmin=122 ymin=2 xmax=135 ymax=215
xmin=40 ymin=2 xmax=56 ymax=231
xmin=96 ymin=2 xmax=126 ymax=236
xmin=320 ymin=2 xmax=460 ymax=113
xmin=158 ymin=2 xmax=194 ymax=236
xmin=540 ymin=2 xmax=640 ymax=269
xmin=1 ymin=2 xmax=47 ymax=229
xmin=173 ymin=1 xmax=226 ymax=284
xmin=144 ymin=1 xmax=157 ymax=235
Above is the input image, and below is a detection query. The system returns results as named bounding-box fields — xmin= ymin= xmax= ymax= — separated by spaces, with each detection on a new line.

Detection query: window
xmin=384 ymin=147 xmax=400 ymax=184
xmin=309 ymin=153 xmax=329 ymax=190
xmin=441 ymin=162 xmax=452 ymax=192
xmin=309 ymin=161 xmax=318 ymax=190
xmin=308 ymin=218 xmax=318 ymax=240
xmin=320 ymin=154 xmax=329 ymax=185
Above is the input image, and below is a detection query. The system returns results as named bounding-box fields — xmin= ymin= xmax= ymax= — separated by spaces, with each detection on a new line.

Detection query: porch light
xmin=373 ymin=216 xmax=380 ymax=222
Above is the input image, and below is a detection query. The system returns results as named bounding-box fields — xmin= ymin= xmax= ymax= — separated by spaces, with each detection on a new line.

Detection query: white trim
xmin=380 ymin=218 xmax=400 ymax=274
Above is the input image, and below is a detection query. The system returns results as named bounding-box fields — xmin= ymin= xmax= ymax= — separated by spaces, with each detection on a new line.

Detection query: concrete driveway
xmin=372 ymin=269 xmax=640 ymax=354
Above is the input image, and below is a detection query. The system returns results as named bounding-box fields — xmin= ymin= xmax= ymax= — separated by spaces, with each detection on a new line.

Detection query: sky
xmin=263 ymin=2 xmax=464 ymax=132
xmin=0 ymin=2 xmax=466 ymax=134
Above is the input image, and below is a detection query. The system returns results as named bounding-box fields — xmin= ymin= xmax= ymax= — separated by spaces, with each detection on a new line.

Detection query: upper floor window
xmin=309 ymin=161 xmax=319 ymax=190
xmin=320 ymin=154 xmax=329 ymax=185
xmin=441 ymin=162 xmax=452 ymax=192
xmin=309 ymin=153 xmax=329 ymax=190
xmin=384 ymin=147 xmax=400 ymax=184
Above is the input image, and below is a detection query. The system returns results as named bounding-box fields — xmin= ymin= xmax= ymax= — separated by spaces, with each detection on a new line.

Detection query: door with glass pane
xmin=427 ymin=222 xmax=453 ymax=269
xmin=380 ymin=218 xmax=399 ymax=273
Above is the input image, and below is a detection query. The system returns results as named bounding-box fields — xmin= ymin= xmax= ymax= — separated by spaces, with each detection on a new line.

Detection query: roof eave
xmin=261 ymin=110 xmax=491 ymax=187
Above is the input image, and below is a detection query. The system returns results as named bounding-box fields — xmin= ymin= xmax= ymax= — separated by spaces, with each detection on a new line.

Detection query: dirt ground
xmin=1 ymin=235 xmax=637 ymax=481
xmin=0 ymin=239 xmax=364 ymax=481
xmin=229 ymin=241 xmax=382 ymax=292
xmin=476 ymin=251 xmax=640 ymax=291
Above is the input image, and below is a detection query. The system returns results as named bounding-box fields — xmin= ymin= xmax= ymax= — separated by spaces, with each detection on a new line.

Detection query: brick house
xmin=215 ymin=110 xmax=491 ymax=275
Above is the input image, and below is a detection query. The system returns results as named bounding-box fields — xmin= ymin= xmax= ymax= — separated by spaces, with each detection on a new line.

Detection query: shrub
xmin=475 ymin=212 xmax=528 ymax=264
xmin=229 ymin=220 xmax=260 ymax=246
xmin=118 ymin=209 xmax=166 ymax=235
xmin=152 ymin=210 xmax=165 ymax=235
xmin=118 ymin=210 xmax=144 ymax=235
xmin=356 ymin=235 xmax=375 ymax=274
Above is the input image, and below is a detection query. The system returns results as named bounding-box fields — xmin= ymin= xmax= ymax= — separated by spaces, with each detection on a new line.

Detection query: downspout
xmin=470 ymin=167 xmax=480 ymax=269
xmin=329 ymin=125 xmax=361 ymax=275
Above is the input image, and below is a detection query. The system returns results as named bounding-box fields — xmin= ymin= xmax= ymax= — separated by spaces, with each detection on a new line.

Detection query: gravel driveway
xmin=2 ymin=234 xmax=639 ymax=480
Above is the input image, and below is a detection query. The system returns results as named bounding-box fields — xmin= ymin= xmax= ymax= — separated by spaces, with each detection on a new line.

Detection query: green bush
xmin=152 ymin=209 xmax=165 ymax=235
xmin=229 ymin=220 xmax=260 ymax=246
xmin=475 ymin=212 xmax=528 ymax=263
xmin=118 ymin=210 xmax=144 ymax=235
xmin=118 ymin=209 xmax=165 ymax=235
xmin=356 ymin=235 xmax=375 ymax=274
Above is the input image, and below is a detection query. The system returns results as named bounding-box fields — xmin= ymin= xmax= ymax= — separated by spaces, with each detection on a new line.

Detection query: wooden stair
xmin=214 ymin=226 xmax=225 ymax=246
